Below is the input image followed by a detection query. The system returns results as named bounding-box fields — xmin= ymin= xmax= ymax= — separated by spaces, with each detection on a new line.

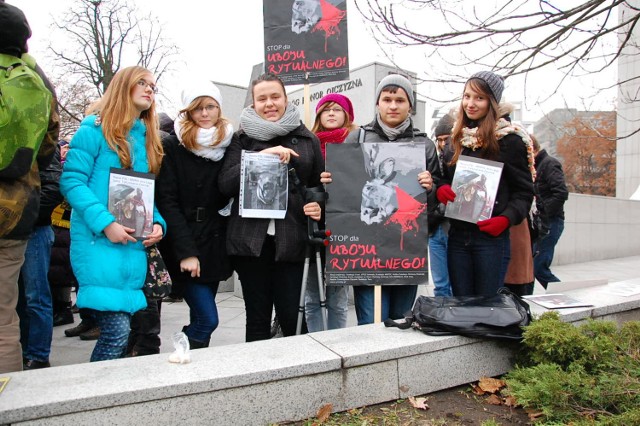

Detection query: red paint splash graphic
xmin=385 ymin=187 xmax=427 ymax=251
xmin=313 ymin=0 xmax=346 ymax=52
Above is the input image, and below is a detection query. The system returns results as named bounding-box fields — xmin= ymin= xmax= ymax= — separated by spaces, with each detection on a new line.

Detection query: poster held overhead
xmin=263 ymin=0 xmax=349 ymax=85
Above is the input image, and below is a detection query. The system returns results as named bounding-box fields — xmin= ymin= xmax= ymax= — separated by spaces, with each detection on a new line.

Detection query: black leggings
xmin=232 ymin=237 xmax=307 ymax=342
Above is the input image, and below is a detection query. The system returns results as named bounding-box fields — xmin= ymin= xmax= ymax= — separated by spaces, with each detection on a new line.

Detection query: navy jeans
xmin=17 ymin=226 xmax=54 ymax=362
xmin=447 ymin=226 xmax=510 ymax=296
xmin=429 ymin=224 xmax=452 ymax=297
xmin=533 ymin=216 xmax=564 ymax=288
xmin=183 ymin=281 xmax=220 ymax=344
xmin=353 ymin=285 xmax=417 ymax=325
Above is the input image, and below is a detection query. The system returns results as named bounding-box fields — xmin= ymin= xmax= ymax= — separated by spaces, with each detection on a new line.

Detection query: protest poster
xmin=445 ymin=155 xmax=503 ymax=223
xmin=108 ymin=168 xmax=155 ymax=239
xmin=239 ymin=150 xmax=289 ymax=219
xmin=325 ymin=142 xmax=429 ymax=286
xmin=263 ymin=0 xmax=349 ymax=85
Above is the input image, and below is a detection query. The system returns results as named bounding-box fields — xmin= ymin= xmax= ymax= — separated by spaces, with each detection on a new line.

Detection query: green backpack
xmin=0 ymin=52 xmax=52 ymax=179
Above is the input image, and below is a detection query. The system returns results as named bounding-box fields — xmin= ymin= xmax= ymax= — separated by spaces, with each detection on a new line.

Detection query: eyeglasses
xmin=436 ymin=136 xmax=449 ymax=143
xmin=136 ymin=79 xmax=158 ymax=94
xmin=193 ymin=104 xmax=220 ymax=114
xmin=321 ymin=107 xmax=344 ymax=114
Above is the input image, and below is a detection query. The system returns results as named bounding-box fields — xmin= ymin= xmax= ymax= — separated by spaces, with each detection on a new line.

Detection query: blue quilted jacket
xmin=60 ymin=115 xmax=166 ymax=314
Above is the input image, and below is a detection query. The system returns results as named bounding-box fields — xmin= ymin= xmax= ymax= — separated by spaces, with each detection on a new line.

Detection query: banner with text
xmin=325 ymin=142 xmax=429 ymax=286
xmin=263 ymin=0 xmax=349 ymax=85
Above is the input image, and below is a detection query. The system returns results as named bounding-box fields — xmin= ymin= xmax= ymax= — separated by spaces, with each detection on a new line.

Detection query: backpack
xmin=0 ymin=52 xmax=52 ymax=179
xmin=385 ymin=288 xmax=532 ymax=341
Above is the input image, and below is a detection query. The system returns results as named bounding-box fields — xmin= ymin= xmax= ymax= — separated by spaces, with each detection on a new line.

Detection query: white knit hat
xmin=180 ymin=80 xmax=223 ymax=110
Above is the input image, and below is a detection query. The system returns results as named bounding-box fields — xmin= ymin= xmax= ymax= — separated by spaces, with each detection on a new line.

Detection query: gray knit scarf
xmin=240 ymin=103 xmax=301 ymax=141
xmin=376 ymin=112 xmax=412 ymax=141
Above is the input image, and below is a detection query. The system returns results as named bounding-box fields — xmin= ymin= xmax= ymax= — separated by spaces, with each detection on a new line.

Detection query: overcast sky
xmin=15 ymin=0 xmax=618 ymax=123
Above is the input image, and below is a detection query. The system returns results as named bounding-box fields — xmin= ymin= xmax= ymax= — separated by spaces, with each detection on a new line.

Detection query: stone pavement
xmin=49 ymin=255 xmax=640 ymax=367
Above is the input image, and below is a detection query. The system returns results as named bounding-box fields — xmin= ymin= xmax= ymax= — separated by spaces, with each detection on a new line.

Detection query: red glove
xmin=436 ymin=185 xmax=456 ymax=205
xmin=477 ymin=216 xmax=510 ymax=237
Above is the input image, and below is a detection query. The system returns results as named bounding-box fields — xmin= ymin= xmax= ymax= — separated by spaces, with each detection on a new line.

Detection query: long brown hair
xmin=449 ymin=78 xmax=501 ymax=165
xmin=86 ymin=66 xmax=163 ymax=174
xmin=178 ymin=97 xmax=230 ymax=150
xmin=311 ymin=101 xmax=357 ymax=133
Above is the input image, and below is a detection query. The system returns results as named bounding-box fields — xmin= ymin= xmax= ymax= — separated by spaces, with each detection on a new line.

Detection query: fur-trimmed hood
xmin=498 ymin=102 xmax=515 ymax=118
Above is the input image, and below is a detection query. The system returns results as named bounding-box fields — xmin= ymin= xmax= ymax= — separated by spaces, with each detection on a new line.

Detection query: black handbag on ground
xmin=144 ymin=245 xmax=172 ymax=299
xmin=385 ymin=288 xmax=532 ymax=341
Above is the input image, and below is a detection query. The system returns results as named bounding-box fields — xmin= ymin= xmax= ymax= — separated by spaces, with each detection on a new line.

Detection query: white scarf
xmin=174 ymin=116 xmax=233 ymax=162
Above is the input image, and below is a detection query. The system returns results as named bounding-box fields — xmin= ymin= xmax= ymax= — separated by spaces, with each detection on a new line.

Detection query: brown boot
xmin=79 ymin=326 xmax=101 ymax=341
xmin=64 ymin=320 xmax=93 ymax=337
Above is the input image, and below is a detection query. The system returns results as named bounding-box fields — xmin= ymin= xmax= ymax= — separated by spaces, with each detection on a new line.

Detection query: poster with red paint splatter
xmin=325 ymin=142 xmax=429 ymax=286
xmin=263 ymin=0 xmax=349 ymax=85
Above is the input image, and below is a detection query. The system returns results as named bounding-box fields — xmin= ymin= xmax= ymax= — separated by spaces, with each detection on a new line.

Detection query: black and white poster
xmin=325 ymin=142 xmax=429 ymax=286
xmin=263 ymin=0 xmax=349 ymax=85
xmin=239 ymin=151 xmax=288 ymax=219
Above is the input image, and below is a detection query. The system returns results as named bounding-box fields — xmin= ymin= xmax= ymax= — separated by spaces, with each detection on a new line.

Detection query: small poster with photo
xmin=108 ymin=168 xmax=155 ymax=240
xmin=522 ymin=294 xmax=594 ymax=309
xmin=445 ymin=155 xmax=503 ymax=223
xmin=239 ymin=150 xmax=288 ymax=219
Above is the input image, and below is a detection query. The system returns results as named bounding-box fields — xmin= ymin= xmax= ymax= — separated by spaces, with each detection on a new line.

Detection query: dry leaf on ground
xmin=504 ymin=395 xmax=518 ymax=407
xmin=485 ymin=394 xmax=503 ymax=405
xmin=315 ymin=404 xmax=332 ymax=423
xmin=478 ymin=377 xmax=506 ymax=393
xmin=408 ymin=396 xmax=430 ymax=410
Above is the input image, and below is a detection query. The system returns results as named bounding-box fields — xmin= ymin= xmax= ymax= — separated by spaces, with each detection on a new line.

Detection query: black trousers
xmin=126 ymin=296 xmax=162 ymax=356
xmin=232 ymin=236 xmax=307 ymax=342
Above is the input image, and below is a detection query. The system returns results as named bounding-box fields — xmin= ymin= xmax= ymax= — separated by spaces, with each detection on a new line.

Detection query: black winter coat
xmin=441 ymin=132 xmax=534 ymax=233
xmin=156 ymin=136 xmax=232 ymax=291
xmin=534 ymin=149 xmax=568 ymax=219
xmin=218 ymin=123 xmax=324 ymax=262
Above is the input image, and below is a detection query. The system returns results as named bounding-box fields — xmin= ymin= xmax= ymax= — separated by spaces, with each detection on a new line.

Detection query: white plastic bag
xmin=168 ymin=331 xmax=191 ymax=364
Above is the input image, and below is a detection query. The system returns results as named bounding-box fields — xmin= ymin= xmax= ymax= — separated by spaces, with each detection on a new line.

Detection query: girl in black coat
xmin=219 ymin=73 xmax=324 ymax=342
xmin=436 ymin=71 xmax=534 ymax=297
xmin=156 ymin=80 xmax=233 ymax=349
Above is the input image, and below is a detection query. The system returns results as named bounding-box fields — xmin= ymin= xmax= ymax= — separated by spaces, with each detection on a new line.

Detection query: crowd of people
xmin=1 ymin=2 xmax=568 ymax=374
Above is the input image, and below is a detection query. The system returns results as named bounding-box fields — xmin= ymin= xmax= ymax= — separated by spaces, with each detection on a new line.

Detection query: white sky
xmin=14 ymin=0 xmax=618 ymax=123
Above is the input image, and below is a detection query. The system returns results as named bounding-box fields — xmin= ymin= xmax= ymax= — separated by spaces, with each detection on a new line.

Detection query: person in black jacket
xmin=531 ymin=135 xmax=568 ymax=288
xmin=435 ymin=71 xmax=534 ymax=296
xmin=17 ymin=144 xmax=63 ymax=370
xmin=219 ymin=73 xmax=324 ymax=342
xmin=0 ymin=1 xmax=59 ymax=373
xmin=156 ymin=80 xmax=233 ymax=349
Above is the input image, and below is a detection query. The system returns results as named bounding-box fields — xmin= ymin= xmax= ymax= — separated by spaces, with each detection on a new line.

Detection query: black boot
xmin=187 ymin=337 xmax=210 ymax=350
xmin=53 ymin=300 xmax=74 ymax=327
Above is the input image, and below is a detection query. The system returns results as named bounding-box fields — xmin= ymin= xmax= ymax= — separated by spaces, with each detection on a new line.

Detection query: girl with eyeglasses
xmin=155 ymin=80 xmax=233 ymax=349
xmin=60 ymin=66 xmax=166 ymax=362
xmin=303 ymin=94 xmax=357 ymax=332
xmin=219 ymin=73 xmax=324 ymax=341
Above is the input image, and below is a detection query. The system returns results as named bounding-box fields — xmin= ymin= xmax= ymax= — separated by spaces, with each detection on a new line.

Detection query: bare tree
xmin=54 ymin=77 xmax=98 ymax=139
xmin=354 ymin=1 xmax=639 ymax=102
xmin=49 ymin=0 xmax=178 ymax=96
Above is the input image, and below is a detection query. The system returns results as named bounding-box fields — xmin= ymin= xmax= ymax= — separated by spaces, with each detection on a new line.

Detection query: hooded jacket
xmin=0 ymin=2 xmax=59 ymax=239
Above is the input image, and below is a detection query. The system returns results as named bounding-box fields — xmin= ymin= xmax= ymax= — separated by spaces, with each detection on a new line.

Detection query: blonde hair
xmin=450 ymin=78 xmax=500 ymax=165
xmin=311 ymin=101 xmax=357 ymax=133
xmin=178 ymin=96 xmax=230 ymax=150
xmin=86 ymin=66 xmax=163 ymax=174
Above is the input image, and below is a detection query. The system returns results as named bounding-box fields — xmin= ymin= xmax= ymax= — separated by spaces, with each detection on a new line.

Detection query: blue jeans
xmin=429 ymin=224 xmax=452 ymax=297
xmin=533 ymin=216 xmax=564 ymax=288
xmin=447 ymin=227 xmax=510 ymax=296
xmin=91 ymin=310 xmax=131 ymax=362
xmin=353 ymin=285 xmax=417 ymax=325
xmin=17 ymin=226 xmax=54 ymax=362
xmin=304 ymin=265 xmax=348 ymax=332
xmin=183 ymin=282 xmax=220 ymax=344
xmin=90 ymin=310 xmax=131 ymax=362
